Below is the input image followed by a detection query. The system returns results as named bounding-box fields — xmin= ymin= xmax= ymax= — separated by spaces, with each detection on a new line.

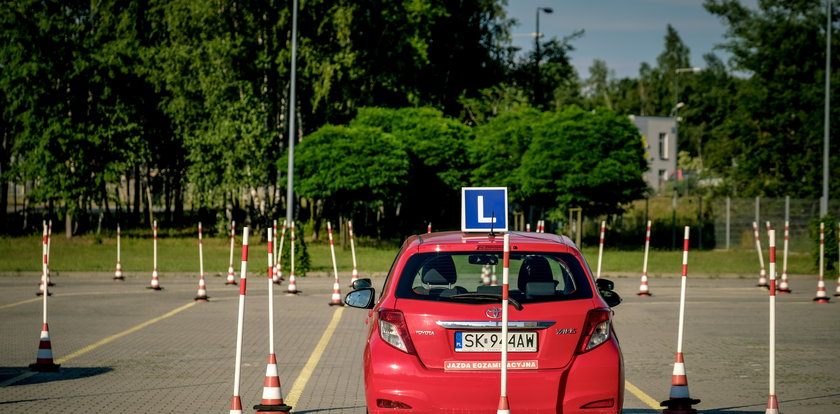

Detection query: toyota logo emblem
xmin=486 ymin=307 xmax=502 ymax=319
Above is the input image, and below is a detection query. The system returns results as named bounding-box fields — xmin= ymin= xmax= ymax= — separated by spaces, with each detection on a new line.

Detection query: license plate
xmin=454 ymin=331 xmax=537 ymax=352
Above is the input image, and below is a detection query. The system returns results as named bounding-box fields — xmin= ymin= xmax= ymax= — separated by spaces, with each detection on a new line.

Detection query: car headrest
xmin=422 ymin=256 xmax=457 ymax=285
xmin=518 ymin=256 xmax=554 ymax=291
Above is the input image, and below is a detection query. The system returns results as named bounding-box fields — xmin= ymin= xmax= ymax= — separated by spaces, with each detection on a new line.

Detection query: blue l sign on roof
xmin=461 ymin=187 xmax=508 ymax=232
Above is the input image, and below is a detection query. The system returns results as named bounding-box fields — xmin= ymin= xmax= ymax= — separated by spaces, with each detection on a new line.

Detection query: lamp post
xmin=534 ymin=7 xmax=553 ymax=108
xmin=672 ymin=67 xmax=701 ymax=249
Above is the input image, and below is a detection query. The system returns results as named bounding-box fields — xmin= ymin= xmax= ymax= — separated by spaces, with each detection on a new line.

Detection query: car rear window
xmin=395 ymin=252 xmax=593 ymax=304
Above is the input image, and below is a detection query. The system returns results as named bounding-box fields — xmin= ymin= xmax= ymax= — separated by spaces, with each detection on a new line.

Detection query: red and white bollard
xmin=777 ymin=221 xmax=791 ymax=293
xmin=481 ymin=264 xmax=491 ymax=285
xmin=753 ymin=222 xmax=768 ymax=288
xmin=195 ymin=222 xmax=209 ymax=301
xmin=147 ymin=220 xmax=162 ymax=290
xmin=814 ymin=222 xmax=830 ymax=303
xmin=36 ymin=222 xmax=51 ymax=297
xmin=765 ymin=230 xmax=779 ymax=414
xmin=226 ymin=221 xmax=238 ymax=285
xmin=229 ymin=227 xmax=250 ymax=414
xmin=286 ymin=222 xmax=299 ymax=295
xmin=497 ymin=233 xmax=512 ymax=414
xmin=254 ymin=227 xmax=292 ymax=413
xmin=47 ymin=220 xmax=54 ymax=286
xmin=348 ymin=220 xmax=359 ymax=287
xmin=427 ymin=222 xmax=432 ymax=233
xmin=275 ymin=220 xmax=287 ymax=284
xmin=31 ymin=222 xmax=59 ymax=372
xmin=596 ymin=221 xmax=606 ymax=279
xmin=661 ymin=226 xmax=701 ymax=414
xmin=114 ymin=224 xmax=124 ymax=281
xmin=526 ymin=223 xmax=531 ymax=232
xmin=638 ymin=220 xmax=652 ymax=296
xmin=327 ymin=222 xmax=344 ymax=306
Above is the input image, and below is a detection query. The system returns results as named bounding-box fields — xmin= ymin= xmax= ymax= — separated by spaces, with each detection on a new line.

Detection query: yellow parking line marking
xmin=285 ymin=307 xmax=345 ymax=408
xmin=625 ymin=380 xmax=661 ymax=410
xmin=0 ymin=297 xmax=40 ymax=310
xmin=0 ymin=301 xmax=198 ymax=388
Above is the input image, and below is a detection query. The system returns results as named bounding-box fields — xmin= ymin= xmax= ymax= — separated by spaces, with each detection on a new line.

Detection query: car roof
xmin=403 ymin=231 xmax=580 ymax=254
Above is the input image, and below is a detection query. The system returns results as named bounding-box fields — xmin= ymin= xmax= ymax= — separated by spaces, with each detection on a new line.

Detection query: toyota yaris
xmin=345 ymin=231 xmax=623 ymax=413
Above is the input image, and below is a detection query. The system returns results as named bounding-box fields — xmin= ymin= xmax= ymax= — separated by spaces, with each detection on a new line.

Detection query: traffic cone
xmin=148 ymin=268 xmax=162 ymax=290
xmin=777 ymin=222 xmax=790 ymax=293
xmin=777 ymin=273 xmax=791 ymax=293
xmin=490 ymin=266 xmax=497 ymax=286
xmin=114 ymin=224 xmax=125 ymax=281
xmin=36 ymin=278 xmax=51 ymax=297
xmin=814 ymin=223 xmax=830 ymax=303
xmin=195 ymin=223 xmax=209 ymax=301
xmin=254 ymin=354 xmax=292 ymax=413
xmin=764 ymin=395 xmax=779 ymax=414
xmin=327 ymin=222 xmax=343 ymax=306
xmin=230 ymin=396 xmax=243 ymax=414
xmin=195 ymin=274 xmax=209 ymax=301
xmin=638 ymin=220 xmax=652 ymax=296
xmin=834 ymin=279 xmax=840 ymax=297
xmin=814 ymin=279 xmax=830 ymax=303
xmin=29 ymin=323 xmax=60 ymax=372
xmin=147 ymin=221 xmax=163 ymax=290
xmin=660 ymin=352 xmax=700 ymax=413
xmin=329 ymin=279 xmax=343 ymax=306
xmin=638 ymin=275 xmax=652 ymax=296
xmin=481 ymin=264 xmax=491 ymax=285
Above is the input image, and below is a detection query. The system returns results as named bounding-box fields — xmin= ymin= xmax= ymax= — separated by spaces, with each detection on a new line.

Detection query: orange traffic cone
xmin=29 ymin=323 xmax=60 ymax=372
xmin=36 ymin=278 xmax=51 ymax=297
xmin=230 ymin=396 xmax=243 ymax=414
xmin=254 ymin=354 xmax=292 ymax=413
xmin=329 ymin=279 xmax=343 ymax=306
xmin=637 ymin=275 xmax=652 ymax=296
xmin=764 ymin=395 xmax=779 ymax=414
xmin=147 ymin=268 xmax=162 ymax=290
xmin=195 ymin=275 xmax=209 ymax=301
xmin=660 ymin=352 xmax=700 ymax=413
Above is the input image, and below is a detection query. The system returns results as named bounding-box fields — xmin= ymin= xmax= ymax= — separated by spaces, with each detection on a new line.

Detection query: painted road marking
xmin=285 ymin=306 xmax=345 ymax=407
xmin=625 ymin=380 xmax=660 ymax=410
xmin=0 ymin=301 xmax=198 ymax=387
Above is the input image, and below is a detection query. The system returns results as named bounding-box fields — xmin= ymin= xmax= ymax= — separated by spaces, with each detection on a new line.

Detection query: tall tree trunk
xmin=65 ymin=211 xmax=73 ymax=239
xmin=133 ymin=165 xmax=141 ymax=224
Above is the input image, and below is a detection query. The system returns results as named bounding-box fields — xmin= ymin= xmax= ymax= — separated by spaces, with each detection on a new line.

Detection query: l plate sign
xmin=461 ymin=187 xmax=508 ymax=232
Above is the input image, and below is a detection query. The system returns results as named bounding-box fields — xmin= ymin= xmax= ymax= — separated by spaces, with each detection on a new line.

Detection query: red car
xmin=345 ymin=231 xmax=624 ymax=413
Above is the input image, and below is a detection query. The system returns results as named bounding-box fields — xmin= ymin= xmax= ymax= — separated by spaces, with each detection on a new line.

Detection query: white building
xmin=629 ymin=115 xmax=678 ymax=192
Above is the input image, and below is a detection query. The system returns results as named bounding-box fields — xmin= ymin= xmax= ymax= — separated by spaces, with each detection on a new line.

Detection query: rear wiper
xmin=449 ymin=293 xmax=523 ymax=311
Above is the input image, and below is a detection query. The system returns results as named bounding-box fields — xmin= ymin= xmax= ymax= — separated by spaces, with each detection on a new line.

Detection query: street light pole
xmin=672 ymin=67 xmax=701 ymax=249
xmin=534 ymin=7 xmax=553 ymax=108
xmin=285 ymin=0 xmax=299 ymax=224
xmin=822 ymin=0 xmax=831 ymax=217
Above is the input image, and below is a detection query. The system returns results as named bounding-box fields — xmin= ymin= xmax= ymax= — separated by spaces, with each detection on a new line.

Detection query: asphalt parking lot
xmin=1 ymin=271 xmax=838 ymax=413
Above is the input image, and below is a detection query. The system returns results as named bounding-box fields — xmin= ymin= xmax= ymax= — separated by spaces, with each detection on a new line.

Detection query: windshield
xmin=395 ymin=252 xmax=593 ymax=304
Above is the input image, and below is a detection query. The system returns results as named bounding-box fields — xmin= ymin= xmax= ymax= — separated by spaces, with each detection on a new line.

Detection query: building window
xmin=658 ymin=132 xmax=669 ymax=160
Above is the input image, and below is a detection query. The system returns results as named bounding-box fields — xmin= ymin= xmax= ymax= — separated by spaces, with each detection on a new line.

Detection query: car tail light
xmin=378 ymin=309 xmax=416 ymax=355
xmin=576 ymin=308 xmax=612 ymax=354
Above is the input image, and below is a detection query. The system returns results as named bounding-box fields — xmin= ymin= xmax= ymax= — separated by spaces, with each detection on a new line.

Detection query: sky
xmin=504 ymin=0 xmax=741 ymax=80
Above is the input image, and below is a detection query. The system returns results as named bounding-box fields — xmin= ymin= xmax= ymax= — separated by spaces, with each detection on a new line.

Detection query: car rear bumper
xmin=364 ymin=336 xmax=624 ymax=413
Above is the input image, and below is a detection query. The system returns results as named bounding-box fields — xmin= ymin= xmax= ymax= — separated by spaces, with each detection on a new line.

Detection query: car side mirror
xmin=352 ymin=278 xmax=373 ymax=290
xmin=345 ymin=288 xmax=375 ymax=309
xmin=596 ymin=279 xmax=621 ymax=307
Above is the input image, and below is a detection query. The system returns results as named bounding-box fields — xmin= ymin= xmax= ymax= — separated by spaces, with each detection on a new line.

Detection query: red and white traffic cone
xmin=195 ymin=223 xmax=209 ymax=301
xmin=481 ymin=264 xmax=491 ymax=285
xmin=29 ymin=323 xmax=60 ymax=372
xmin=777 ymin=221 xmax=791 ymax=293
xmin=764 ymin=395 xmax=779 ymax=414
xmin=638 ymin=220 xmax=652 ymax=296
xmin=147 ymin=220 xmax=162 ymax=290
xmin=254 ymin=354 xmax=292 ymax=413
xmin=114 ymin=224 xmax=125 ymax=281
xmin=348 ymin=220 xmax=359 ymax=287
xmin=814 ymin=222 xmax=830 ymax=303
xmin=753 ymin=222 xmax=768 ymax=288
xmin=286 ymin=221 xmax=299 ymax=295
xmin=327 ymin=222 xmax=344 ymax=306
xmin=490 ymin=266 xmax=497 ymax=286
xmin=226 ymin=221 xmax=238 ymax=285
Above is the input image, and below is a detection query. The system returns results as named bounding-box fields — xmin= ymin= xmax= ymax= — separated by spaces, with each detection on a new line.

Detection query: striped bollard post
xmin=497 ymin=233 xmax=511 ymax=414
xmin=765 ymin=230 xmax=779 ymax=414
xmin=661 ymin=226 xmax=701 ymax=413
xmin=596 ymin=221 xmax=606 ymax=279
xmin=229 ymin=227 xmax=250 ymax=414
xmin=147 ymin=220 xmax=162 ymax=290
xmin=226 ymin=221 xmax=238 ymax=285
xmin=327 ymin=222 xmax=344 ymax=306
xmin=271 ymin=220 xmax=280 ymax=284
xmin=47 ymin=220 xmax=54 ymax=286
xmin=348 ymin=220 xmax=360 ymax=287
xmin=114 ymin=224 xmax=124 ymax=281
xmin=777 ymin=221 xmax=791 ymax=293
xmin=30 ymin=222 xmax=59 ymax=372
xmin=255 ymin=227 xmax=292 ymax=413
xmin=638 ymin=220 xmax=652 ymax=296
xmin=286 ymin=222 xmax=299 ymax=294
xmin=814 ymin=222 xmax=830 ymax=303
xmin=753 ymin=222 xmax=768 ymax=288
xmin=427 ymin=222 xmax=432 ymax=233
xmin=36 ymin=221 xmax=51 ymax=297
xmin=275 ymin=220 xmax=287 ymax=284
xmin=195 ymin=222 xmax=209 ymax=301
